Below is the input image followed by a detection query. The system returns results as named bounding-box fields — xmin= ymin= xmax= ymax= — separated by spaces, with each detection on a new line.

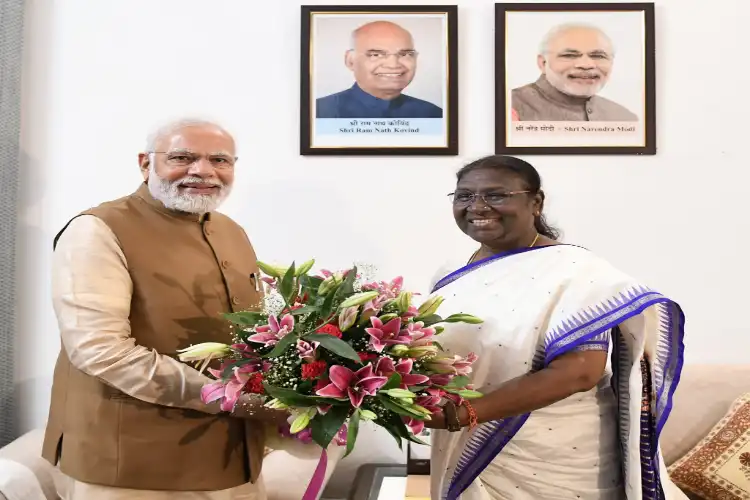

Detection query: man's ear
xmin=138 ymin=152 xmax=150 ymax=180
xmin=345 ymin=50 xmax=355 ymax=70
xmin=537 ymin=54 xmax=546 ymax=73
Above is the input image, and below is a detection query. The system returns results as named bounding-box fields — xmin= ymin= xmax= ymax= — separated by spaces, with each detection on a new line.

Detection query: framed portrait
xmin=495 ymin=3 xmax=656 ymax=155
xmin=300 ymin=5 xmax=458 ymax=156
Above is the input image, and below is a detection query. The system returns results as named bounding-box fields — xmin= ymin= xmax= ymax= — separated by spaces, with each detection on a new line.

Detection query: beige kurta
xmin=51 ymin=215 xmax=265 ymax=500
xmin=511 ymin=75 xmax=638 ymax=122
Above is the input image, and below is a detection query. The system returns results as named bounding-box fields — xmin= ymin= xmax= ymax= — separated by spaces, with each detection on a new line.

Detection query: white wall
xmin=16 ymin=0 xmax=747 ymax=496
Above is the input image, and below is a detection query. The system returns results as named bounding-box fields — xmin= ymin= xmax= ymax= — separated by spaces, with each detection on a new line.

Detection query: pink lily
xmin=334 ymin=424 xmax=348 ymax=446
xmin=403 ymin=417 xmax=425 ymax=435
xmin=415 ymin=388 xmax=444 ymax=414
xmin=425 ymin=352 xmax=478 ymax=376
xmin=246 ymin=314 xmax=295 ymax=346
xmin=315 ymin=364 xmax=388 ymax=408
xmin=375 ymin=357 xmax=430 ymax=388
xmin=279 ymin=422 xmax=314 ymax=444
xmin=405 ymin=322 xmax=436 ymax=347
xmin=201 ymin=363 xmax=257 ymax=412
xmin=365 ymin=317 xmax=412 ymax=353
xmin=362 ymin=276 xmax=404 ymax=299
xmin=260 ymin=276 xmax=276 ymax=288
xmin=296 ymin=339 xmax=318 ymax=362
xmin=401 ymin=305 xmax=419 ymax=319
xmin=359 ymin=296 xmax=387 ymax=324
xmin=429 ymin=373 xmax=455 ymax=386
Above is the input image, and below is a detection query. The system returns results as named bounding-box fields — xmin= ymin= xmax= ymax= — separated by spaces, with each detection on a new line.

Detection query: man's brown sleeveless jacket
xmin=42 ymin=183 xmax=265 ymax=491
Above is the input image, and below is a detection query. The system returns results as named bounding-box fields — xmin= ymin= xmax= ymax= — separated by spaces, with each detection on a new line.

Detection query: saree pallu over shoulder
xmin=429 ymin=245 xmax=686 ymax=500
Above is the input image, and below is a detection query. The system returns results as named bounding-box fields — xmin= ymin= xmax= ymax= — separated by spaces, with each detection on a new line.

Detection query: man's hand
xmin=232 ymin=393 xmax=290 ymax=425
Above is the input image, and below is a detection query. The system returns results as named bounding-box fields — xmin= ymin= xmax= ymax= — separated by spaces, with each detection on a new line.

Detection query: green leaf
xmin=377 ymin=412 xmax=411 ymax=450
xmin=345 ymin=409 xmax=361 ymax=457
xmin=335 ymin=266 xmax=357 ymax=299
xmin=402 ymin=429 xmax=429 ymax=446
xmin=263 ymin=384 xmax=320 ymax=407
xmin=311 ymin=405 xmax=349 ymax=449
xmin=378 ymin=422 xmax=403 ymax=450
xmin=339 ymin=291 xmax=378 ymax=309
xmin=457 ymin=390 xmax=484 ymax=399
xmin=222 ymin=311 xmax=266 ymax=326
xmin=289 ymin=305 xmax=319 ymax=316
xmin=381 ymin=373 xmax=402 ymax=391
xmin=318 ymin=285 xmax=339 ymax=319
xmin=387 ymin=413 xmax=430 ymax=445
xmin=445 ymin=375 xmax=470 ymax=388
xmin=295 ymin=259 xmax=315 ymax=276
xmin=290 ymin=412 xmax=312 ymax=434
xmin=417 ymin=314 xmax=443 ymax=327
xmin=279 ymin=263 xmax=297 ymax=304
xmin=443 ymin=313 xmax=483 ymax=324
xmin=380 ymin=388 xmax=415 ymax=399
xmin=299 ymin=275 xmax=324 ymax=295
xmin=377 ymin=395 xmax=426 ymax=419
xmin=257 ymin=260 xmax=282 ymax=277
xmin=359 ymin=409 xmax=377 ymax=421
xmin=304 ymin=334 xmax=361 ymax=363
xmin=262 ymin=332 xmax=299 ymax=359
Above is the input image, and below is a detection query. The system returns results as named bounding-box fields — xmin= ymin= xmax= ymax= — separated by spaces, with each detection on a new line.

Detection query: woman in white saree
xmin=426 ymin=155 xmax=687 ymax=500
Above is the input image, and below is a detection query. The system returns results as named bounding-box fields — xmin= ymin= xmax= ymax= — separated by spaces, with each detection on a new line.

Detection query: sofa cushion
xmin=660 ymin=365 xmax=750 ymax=466
xmin=0 ymin=430 xmax=60 ymax=499
xmin=667 ymin=393 xmax=750 ymax=499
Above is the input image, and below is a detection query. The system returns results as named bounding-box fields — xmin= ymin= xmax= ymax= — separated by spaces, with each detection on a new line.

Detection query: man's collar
xmin=534 ymin=75 xmax=592 ymax=106
xmin=349 ymin=83 xmax=403 ymax=109
xmin=133 ymin=182 xmax=210 ymax=223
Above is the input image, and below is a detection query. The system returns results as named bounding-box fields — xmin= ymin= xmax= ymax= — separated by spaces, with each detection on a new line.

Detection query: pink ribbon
xmin=301 ymin=448 xmax=328 ymax=500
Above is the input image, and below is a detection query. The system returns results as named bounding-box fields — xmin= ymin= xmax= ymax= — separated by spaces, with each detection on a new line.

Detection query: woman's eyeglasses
xmin=448 ymin=190 xmax=531 ymax=207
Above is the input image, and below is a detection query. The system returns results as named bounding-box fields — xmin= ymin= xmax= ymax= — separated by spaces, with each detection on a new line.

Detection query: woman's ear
xmin=534 ymin=190 xmax=546 ymax=215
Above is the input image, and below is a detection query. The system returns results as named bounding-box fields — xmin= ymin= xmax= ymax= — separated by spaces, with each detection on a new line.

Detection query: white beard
xmin=545 ymin=61 xmax=606 ymax=98
xmin=147 ymin=163 xmax=231 ymax=214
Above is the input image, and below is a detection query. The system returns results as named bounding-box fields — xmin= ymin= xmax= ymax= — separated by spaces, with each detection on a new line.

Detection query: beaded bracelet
xmin=462 ymin=400 xmax=478 ymax=429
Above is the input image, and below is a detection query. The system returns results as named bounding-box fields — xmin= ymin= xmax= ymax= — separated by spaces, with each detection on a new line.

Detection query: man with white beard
xmin=42 ymin=119 xmax=286 ymax=500
xmin=511 ymin=23 xmax=638 ymax=122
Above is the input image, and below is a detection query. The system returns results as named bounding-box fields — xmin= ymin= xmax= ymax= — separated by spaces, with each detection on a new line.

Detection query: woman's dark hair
xmin=456 ymin=155 xmax=560 ymax=240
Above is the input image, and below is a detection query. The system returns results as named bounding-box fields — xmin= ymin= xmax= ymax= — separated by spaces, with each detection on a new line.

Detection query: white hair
xmin=538 ymin=23 xmax=615 ymax=57
xmin=144 ymin=117 xmax=234 ymax=153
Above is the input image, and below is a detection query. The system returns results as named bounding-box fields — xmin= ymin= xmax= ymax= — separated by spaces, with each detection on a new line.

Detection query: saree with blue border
xmin=428 ymin=245 xmax=687 ymax=500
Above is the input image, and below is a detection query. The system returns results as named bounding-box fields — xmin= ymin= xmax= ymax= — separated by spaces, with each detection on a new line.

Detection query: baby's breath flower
xmin=262 ymin=290 xmax=286 ymax=317
xmin=352 ymin=261 xmax=378 ymax=292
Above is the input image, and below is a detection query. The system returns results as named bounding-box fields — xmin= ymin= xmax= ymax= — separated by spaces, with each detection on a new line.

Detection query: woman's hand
xmin=458 ymin=350 xmax=608 ymax=426
xmin=423 ymin=411 xmax=446 ymax=430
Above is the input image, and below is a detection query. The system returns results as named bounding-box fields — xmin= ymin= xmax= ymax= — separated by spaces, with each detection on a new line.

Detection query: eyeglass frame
xmin=148 ymin=150 xmax=237 ymax=169
xmin=447 ymin=190 xmax=532 ymax=207
xmin=354 ymin=49 xmax=419 ymax=60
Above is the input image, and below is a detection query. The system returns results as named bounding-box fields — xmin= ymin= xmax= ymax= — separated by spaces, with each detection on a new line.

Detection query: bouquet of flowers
xmin=178 ymin=259 xmax=483 ymax=458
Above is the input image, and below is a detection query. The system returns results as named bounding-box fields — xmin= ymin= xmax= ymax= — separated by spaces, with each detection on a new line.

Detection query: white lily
xmin=176 ymin=342 xmax=232 ymax=373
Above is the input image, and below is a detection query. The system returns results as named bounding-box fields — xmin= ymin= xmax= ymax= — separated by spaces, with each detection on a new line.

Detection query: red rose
xmin=316 ymin=324 xmax=342 ymax=338
xmin=244 ymin=372 xmax=264 ymax=394
xmin=302 ymin=360 xmax=327 ymax=380
xmin=358 ymin=352 xmax=377 ymax=362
